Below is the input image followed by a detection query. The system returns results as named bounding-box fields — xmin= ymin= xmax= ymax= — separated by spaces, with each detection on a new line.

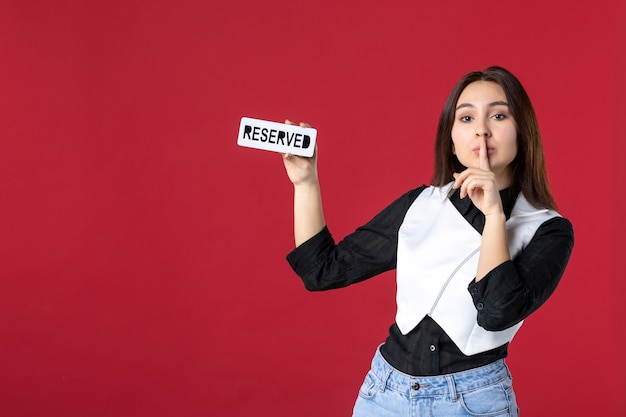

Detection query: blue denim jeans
xmin=353 ymin=347 xmax=519 ymax=417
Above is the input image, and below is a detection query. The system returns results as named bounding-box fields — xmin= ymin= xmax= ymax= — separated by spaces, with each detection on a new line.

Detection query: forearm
xmin=476 ymin=212 xmax=510 ymax=281
xmin=293 ymin=181 xmax=326 ymax=247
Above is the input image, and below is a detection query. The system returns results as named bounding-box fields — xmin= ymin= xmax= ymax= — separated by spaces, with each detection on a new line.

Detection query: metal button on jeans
xmin=430 ymin=344 xmax=436 ymax=352
xmin=411 ymin=382 xmax=420 ymax=390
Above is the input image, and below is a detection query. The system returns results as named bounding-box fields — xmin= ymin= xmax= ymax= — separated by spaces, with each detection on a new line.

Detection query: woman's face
xmin=451 ymin=81 xmax=518 ymax=188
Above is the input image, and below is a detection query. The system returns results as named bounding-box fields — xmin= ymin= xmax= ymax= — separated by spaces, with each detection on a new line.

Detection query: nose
xmin=475 ymin=120 xmax=491 ymax=137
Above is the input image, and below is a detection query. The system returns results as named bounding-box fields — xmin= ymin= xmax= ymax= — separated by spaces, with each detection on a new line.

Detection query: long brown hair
xmin=431 ymin=66 xmax=557 ymax=211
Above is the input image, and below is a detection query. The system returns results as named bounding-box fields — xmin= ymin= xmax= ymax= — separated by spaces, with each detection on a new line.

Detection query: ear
xmin=451 ymin=142 xmax=456 ymax=155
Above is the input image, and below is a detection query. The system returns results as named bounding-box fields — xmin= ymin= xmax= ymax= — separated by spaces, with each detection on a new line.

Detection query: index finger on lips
xmin=479 ymin=137 xmax=490 ymax=171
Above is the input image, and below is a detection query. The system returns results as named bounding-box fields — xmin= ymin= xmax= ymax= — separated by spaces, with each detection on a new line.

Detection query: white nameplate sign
xmin=237 ymin=117 xmax=316 ymax=157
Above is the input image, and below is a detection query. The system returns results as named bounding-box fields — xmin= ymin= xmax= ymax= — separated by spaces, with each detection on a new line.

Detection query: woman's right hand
xmin=282 ymin=120 xmax=319 ymax=186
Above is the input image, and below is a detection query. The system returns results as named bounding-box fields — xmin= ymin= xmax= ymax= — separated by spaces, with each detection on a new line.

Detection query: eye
xmin=492 ymin=113 xmax=507 ymax=120
xmin=459 ymin=115 xmax=472 ymax=122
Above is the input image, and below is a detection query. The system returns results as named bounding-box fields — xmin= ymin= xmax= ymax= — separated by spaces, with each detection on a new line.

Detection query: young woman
xmin=282 ymin=66 xmax=574 ymax=417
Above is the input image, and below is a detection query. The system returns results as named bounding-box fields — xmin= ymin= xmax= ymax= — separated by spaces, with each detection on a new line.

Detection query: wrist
xmin=484 ymin=210 xmax=506 ymax=222
xmin=293 ymin=178 xmax=320 ymax=190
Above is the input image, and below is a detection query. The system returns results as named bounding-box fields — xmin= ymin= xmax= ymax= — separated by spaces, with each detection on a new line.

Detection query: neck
xmin=495 ymin=167 xmax=513 ymax=190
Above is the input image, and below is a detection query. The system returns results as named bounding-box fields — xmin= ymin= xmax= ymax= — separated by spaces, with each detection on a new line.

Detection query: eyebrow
xmin=455 ymin=101 xmax=509 ymax=111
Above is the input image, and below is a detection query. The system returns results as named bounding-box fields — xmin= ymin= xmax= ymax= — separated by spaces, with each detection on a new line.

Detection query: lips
xmin=472 ymin=147 xmax=495 ymax=154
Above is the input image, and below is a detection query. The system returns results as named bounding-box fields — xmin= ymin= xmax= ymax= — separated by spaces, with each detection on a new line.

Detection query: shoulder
xmin=386 ymin=185 xmax=429 ymax=212
xmin=538 ymin=216 xmax=574 ymax=237
xmin=530 ymin=216 xmax=574 ymax=255
xmin=359 ymin=185 xmax=430 ymax=228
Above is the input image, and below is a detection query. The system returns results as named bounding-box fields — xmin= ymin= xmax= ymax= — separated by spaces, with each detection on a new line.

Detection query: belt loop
xmin=380 ymin=367 xmax=393 ymax=393
xmin=446 ymin=375 xmax=458 ymax=402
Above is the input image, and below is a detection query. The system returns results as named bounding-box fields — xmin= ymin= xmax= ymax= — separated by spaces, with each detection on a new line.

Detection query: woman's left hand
xmin=452 ymin=138 xmax=504 ymax=217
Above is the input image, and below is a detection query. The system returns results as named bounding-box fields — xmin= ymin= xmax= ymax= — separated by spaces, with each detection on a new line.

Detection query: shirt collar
xmin=450 ymin=186 xmax=518 ymax=219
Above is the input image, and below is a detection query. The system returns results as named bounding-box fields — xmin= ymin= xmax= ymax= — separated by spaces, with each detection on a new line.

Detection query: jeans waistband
xmin=370 ymin=346 xmax=511 ymax=398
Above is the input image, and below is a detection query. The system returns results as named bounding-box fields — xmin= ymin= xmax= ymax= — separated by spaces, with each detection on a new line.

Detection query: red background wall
xmin=1 ymin=1 xmax=624 ymax=416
